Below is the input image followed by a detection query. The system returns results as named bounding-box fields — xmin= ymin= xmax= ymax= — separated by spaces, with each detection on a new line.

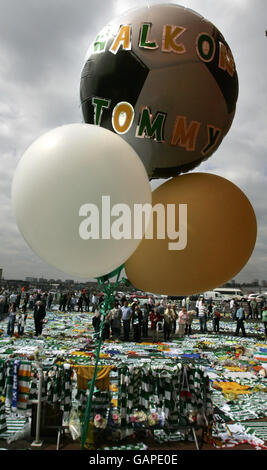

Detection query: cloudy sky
xmin=0 ymin=0 xmax=266 ymax=283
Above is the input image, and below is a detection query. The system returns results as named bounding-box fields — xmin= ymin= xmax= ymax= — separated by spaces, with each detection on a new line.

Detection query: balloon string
xmin=80 ymin=265 xmax=129 ymax=449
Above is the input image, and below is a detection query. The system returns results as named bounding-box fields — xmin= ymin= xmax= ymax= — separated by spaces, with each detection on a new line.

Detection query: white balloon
xmin=12 ymin=124 xmax=152 ymax=278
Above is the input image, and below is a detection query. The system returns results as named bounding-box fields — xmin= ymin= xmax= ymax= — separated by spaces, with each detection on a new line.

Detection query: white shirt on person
xmin=198 ymin=304 xmax=207 ymax=317
xmin=10 ymin=294 xmax=17 ymax=304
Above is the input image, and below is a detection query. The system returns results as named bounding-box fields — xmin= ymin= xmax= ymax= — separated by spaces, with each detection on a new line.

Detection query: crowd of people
xmin=91 ymin=298 xmax=194 ymax=343
xmin=0 ymin=289 xmax=48 ymax=338
xmin=0 ymin=288 xmax=267 ymax=341
xmin=236 ymin=297 xmax=265 ymax=320
xmin=91 ymin=295 xmax=267 ymax=342
xmin=0 ymin=288 xmax=101 ymax=338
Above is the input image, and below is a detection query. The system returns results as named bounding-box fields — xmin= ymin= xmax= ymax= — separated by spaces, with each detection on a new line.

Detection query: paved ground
xmin=1 ymin=416 xmax=267 ymax=451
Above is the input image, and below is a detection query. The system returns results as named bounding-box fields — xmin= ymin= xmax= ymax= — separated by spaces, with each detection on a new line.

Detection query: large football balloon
xmin=80 ymin=4 xmax=238 ymax=179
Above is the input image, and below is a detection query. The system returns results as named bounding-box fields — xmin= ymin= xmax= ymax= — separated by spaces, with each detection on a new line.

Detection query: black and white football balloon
xmin=80 ymin=3 xmax=238 ymax=179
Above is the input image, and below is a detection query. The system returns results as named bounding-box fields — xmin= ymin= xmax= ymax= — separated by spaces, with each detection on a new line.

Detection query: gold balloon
xmin=125 ymin=173 xmax=257 ymax=295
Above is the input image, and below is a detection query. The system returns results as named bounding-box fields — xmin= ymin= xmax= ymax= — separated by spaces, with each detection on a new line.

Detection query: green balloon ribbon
xmin=80 ymin=264 xmax=130 ymax=449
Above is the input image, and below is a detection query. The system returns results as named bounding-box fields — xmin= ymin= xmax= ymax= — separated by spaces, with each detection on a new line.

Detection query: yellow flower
xmin=213 ymin=381 xmax=251 ymax=397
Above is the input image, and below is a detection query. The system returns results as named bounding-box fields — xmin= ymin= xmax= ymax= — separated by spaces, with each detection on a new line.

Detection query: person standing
xmin=9 ymin=292 xmax=17 ymax=306
xmin=7 ymin=303 xmax=16 ymax=336
xmin=69 ymin=293 xmax=76 ymax=312
xmin=222 ymin=301 xmax=227 ymax=317
xmin=156 ymin=300 xmax=165 ymax=335
xmin=47 ymin=292 xmax=53 ymax=311
xmin=257 ymin=299 xmax=263 ymax=320
xmin=142 ymin=303 xmax=149 ymax=338
xmin=230 ymin=298 xmax=235 ymax=316
xmin=92 ymin=310 xmax=101 ymax=339
xmin=212 ymin=304 xmax=221 ymax=333
xmin=84 ymin=292 xmax=90 ymax=312
xmin=42 ymin=292 xmax=48 ymax=310
xmin=0 ymin=290 xmax=5 ymax=303
xmin=235 ymin=304 xmax=246 ymax=337
xmin=232 ymin=299 xmax=239 ymax=320
xmin=102 ymin=311 xmax=112 ymax=341
xmin=262 ymin=305 xmax=267 ymax=338
xmin=110 ymin=303 xmax=122 ymax=340
xmin=186 ymin=296 xmax=190 ymax=311
xmin=91 ymin=293 xmax=97 ymax=312
xmin=65 ymin=292 xmax=71 ymax=312
xmin=17 ymin=310 xmax=26 ymax=336
xmin=185 ymin=310 xmax=194 ymax=335
xmin=163 ymin=307 xmax=172 ymax=341
xmin=164 ymin=304 xmax=176 ymax=337
xmin=15 ymin=293 xmax=21 ymax=310
xmin=157 ymin=300 xmax=165 ymax=317
xmin=121 ymin=301 xmax=132 ymax=341
xmin=207 ymin=297 xmax=213 ymax=317
xmin=1 ymin=292 xmax=8 ymax=318
xmin=171 ymin=304 xmax=177 ymax=333
xmin=195 ymin=297 xmax=202 ymax=317
xmin=24 ymin=292 xmax=29 ymax=309
xmin=29 ymin=294 xmax=34 ymax=310
xmin=36 ymin=290 xmax=42 ymax=302
xmin=0 ymin=292 xmax=6 ymax=320
xmin=178 ymin=306 xmax=187 ymax=338
xmin=33 ymin=300 xmax=46 ymax=337
xmin=250 ymin=299 xmax=257 ymax=320
xmin=0 ymin=297 xmax=5 ymax=321
xmin=198 ymin=301 xmax=208 ymax=333
xmin=77 ymin=294 xmax=84 ymax=312
xmin=150 ymin=307 xmax=162 ymax=342
xmin=59 ymin=292 xmax=64 ymax=311
xmin=246 ymin=300 xmax=253 ymax=319
xmin=62 ymin=292 xmax=68 ymax=312
xmin=207 ymin=300 xmax=213 ymax=318
xmin=132 ymin=305 xmax=142 ymax=342
xmin=20 ymin=293 xmax=28 ymax=333
xmin=148 ymin=296 xmax=155 ymax=313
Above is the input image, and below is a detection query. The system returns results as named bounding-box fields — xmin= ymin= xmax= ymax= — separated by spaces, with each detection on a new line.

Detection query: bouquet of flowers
xmin=147 ymin=412 xmax=159 ymax=427
xmin=130 ymin=411 xmax=147 ymax=427
xmin=111 ymin=412 xmax=121 ymax=426
xmin=94 ymin=414 xmax=107 ymax=429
